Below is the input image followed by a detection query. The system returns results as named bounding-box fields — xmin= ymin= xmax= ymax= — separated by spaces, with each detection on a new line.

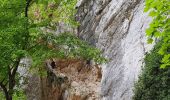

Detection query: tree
xmin=145 ymin=0 xmax=170 ymax=68
xmin=0 ymin=0 xmax=106 ymax=100
xmin=133 ymin=42 xmax=170 ymax=100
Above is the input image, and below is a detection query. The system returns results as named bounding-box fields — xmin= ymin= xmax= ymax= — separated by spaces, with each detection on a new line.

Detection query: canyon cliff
xmin=76 ymin=0 xmax=153 ymax=100
xmin=25 ymin=0 xmax=153 ymax=100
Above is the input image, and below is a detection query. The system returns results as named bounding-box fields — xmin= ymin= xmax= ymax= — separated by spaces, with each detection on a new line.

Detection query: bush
xmin=133 ymin=42 xmax=170 ymax=100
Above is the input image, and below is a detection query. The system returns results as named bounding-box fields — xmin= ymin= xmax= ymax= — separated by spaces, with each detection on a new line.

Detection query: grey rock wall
xmin=76 ymin=0 xmax=153 ymax=100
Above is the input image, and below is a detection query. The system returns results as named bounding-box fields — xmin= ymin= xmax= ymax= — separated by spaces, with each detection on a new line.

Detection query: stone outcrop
xmin=76 ymin=0 xmax=153 ymax=100
xmin=26 ymin=59 xmax=102 ymax=100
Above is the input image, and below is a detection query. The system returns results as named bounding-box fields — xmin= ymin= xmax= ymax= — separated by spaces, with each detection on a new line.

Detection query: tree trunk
xmin=6 ymin=59 xmax=20 ymax=100
xmin=4 ymin=93 xmax=12 ymax=100
xmin=4 ymin=92 xmax=9 ymax=100
xmin=0 ymin=84 xmax=12 ymax=100
xmin=7 ymin=94 xmax=12 ymax=100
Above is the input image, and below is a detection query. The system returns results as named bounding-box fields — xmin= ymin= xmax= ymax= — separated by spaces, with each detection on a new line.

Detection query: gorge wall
xmin=76 ymin=0 xmax=153 ymax=100
xmin=24 ymin=0 xmax=154 ymax=100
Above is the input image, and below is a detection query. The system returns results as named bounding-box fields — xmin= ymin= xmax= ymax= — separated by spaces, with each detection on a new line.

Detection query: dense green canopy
xmin=0 ymin=0 xmax=106 ymax=99
xmin=133 ymin=42 xmax=170 ymax=100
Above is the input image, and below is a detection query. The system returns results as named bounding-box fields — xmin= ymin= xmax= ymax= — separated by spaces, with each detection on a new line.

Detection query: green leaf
xmin=144 ymin=0 xmax=170 ymax=68
xmin=147 ymin=38 xmax=153 ymax=44
xmin=149 ymin=11 xmax=157 ymax=17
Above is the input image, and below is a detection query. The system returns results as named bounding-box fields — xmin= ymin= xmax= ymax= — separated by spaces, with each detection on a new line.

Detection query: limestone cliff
xmin=76 ymin=0 xmax=153 ymax=100
xmin=25 ymin=0 xmax=154 ymax=100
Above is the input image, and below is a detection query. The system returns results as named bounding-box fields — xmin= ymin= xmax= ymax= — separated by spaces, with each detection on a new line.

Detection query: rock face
xmin=53 ymin=59 xmax=102 ymax=100
xmin=76 ymin=0 xmax=153 ymax=100
xmin=26 ymin=59 xmax=102 ymax=100
xmin=25 ymin=0 xmax=154 ymax=100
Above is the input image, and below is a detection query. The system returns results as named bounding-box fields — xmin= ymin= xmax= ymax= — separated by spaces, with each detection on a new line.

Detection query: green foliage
xmin=144 ymin=0 xmax=170 ymax=68
xmin=0 ymin=91 xmax=5 ymax=100
xmin=29 ymin=33 xmax=106 ymax=74
xmin=0 ymin=0 xmax=106 ymax=99
xmin=12 ymin=89 xmax=26 ymax=100
xmin=133 ymin=42 xmax=170 ymax=100
xmin=0 ymin=89 xmax=26 ymax=100
xmin=50 ymin=33 xmax=107 ymax=63
xmin=28 ymin=0 xmax=79 ymax=29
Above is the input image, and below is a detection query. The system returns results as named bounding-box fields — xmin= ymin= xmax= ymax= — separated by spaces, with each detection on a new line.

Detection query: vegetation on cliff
xmin=145 ymin=0 xmax=170 ymax=68
xmin=133 ymin=42 xmax=170 ymax=100
xmin=0 ymin=0 xmax=106 ymax=100
xmin=134 ymin=0 xmax=170 ymax=99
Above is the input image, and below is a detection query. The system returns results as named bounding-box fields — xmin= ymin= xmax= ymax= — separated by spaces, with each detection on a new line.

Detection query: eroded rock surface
xmin=26 ymin=59 xmax=102 ymax=100
xmin=53 ymin=59 xmax=102 ymax=100
xmin=76 ymin=0 xmax=153 ymax=100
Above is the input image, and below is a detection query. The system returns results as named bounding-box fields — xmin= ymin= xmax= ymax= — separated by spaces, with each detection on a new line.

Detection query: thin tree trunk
xmin=0 ymin=82 xmax=12 ymax=100
xmin=8 ymin=95 xmax=12 ymax=100
xmin=7 ymin=59 xmax=20 ymax=100
xmin=8 ymin=67 xmax=13 ymax=100
xmin=8 ymin=75 xmax=14 ymax=100
xmin=24 ymin=0 xmax=32 ymax=50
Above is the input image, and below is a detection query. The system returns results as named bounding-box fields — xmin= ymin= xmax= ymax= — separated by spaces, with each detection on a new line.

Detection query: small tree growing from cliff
xmin=0 ymin=0 xmax=106 ymax=100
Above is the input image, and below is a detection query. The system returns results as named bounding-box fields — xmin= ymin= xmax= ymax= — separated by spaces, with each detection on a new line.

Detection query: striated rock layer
xmin=76 ymin=0 xmax=153 ymax=100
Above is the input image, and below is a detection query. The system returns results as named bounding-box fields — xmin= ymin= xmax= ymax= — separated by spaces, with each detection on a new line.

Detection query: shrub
xmin=133 ymin=42 xmax=170 ymax=100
